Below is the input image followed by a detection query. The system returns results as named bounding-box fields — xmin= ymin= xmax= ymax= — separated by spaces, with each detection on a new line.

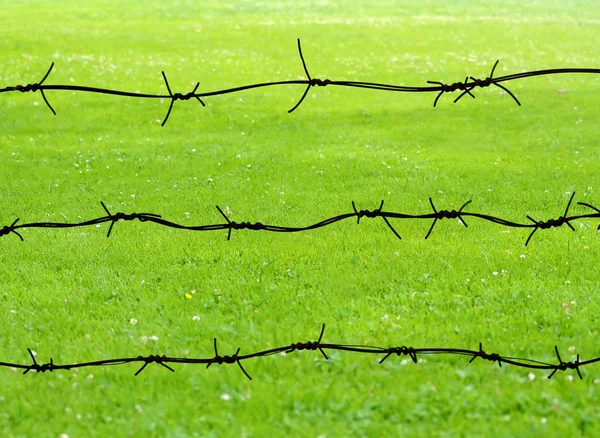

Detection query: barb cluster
xmin=2 ymin=324 xmax=593 ymax=380
xmin=1 ymin=192 xmax=598 ymax=246
xmin=2 ymin=39 xmax=599 ymax=124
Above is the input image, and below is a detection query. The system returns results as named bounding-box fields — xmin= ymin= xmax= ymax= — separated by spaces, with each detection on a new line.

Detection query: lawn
xmin=1 ymin=0 xmax=600 ymax=436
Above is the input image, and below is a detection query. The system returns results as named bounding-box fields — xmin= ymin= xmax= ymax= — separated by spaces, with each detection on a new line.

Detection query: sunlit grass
xmin=1 ymin=1 xmax=599 ymax=436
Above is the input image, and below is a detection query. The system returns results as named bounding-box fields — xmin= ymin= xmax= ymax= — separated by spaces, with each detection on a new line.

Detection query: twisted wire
xmin=1 ymin=192 xmax=598 ymax=246
xmin=2 ymin=39 xmax=599 ymax=124
xmin=2 ymin=324 xmax=594 ymax=380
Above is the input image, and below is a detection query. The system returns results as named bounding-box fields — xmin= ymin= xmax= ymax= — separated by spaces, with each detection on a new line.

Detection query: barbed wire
xmin=1 ymin=324 xmax=595 ymax=380
xmin=1 ymin=192 xmax=599 ymax=246
xmin=1 ymin=39 xmax=599 ymax=125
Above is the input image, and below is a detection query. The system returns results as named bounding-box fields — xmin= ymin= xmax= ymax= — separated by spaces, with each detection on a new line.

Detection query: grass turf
xmin=1 ymin=0 xmax=600 ymax=436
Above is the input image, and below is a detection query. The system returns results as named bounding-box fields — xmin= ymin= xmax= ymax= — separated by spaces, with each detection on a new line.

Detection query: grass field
xmin=1 ymin=0 xmax=600 ymax=436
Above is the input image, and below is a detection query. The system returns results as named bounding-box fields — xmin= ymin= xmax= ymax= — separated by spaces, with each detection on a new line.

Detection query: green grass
xmin=1 ymin=0 xmax=600 ymax=436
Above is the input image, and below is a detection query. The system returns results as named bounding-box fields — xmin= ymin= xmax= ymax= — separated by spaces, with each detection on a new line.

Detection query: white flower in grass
xmin=192 ymin=315 xmax=200 ymax=321
xmin=220 ymin=393 xmax=231 ymax=401
xmin=568 ymin=346 xmax=576 ymax=353
xmin=149 ymin=335 xmax=159 ymax=341
xmin=528 ymin=373 xmax=535 ymax=381
xmin=130 ymin=318 xmax=138 ymax=325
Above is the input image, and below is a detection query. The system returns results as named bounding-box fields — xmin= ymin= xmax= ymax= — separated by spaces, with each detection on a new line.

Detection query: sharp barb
xmin=296 ymin=38 xmax=311 ymax=80
xmin=432 ymin=90 xmax=443 ymax=107
xmin=161 ymin=100 xmax=175 ymax=127
xmin=160 ymin=362 xmax=175 ymax=373
xmin=192 ymin=83 xmax=206 ymax=106
xmin=237 ymin=358 xmax=252 ymax=380
xmin=39 ymin=89 xmax=56 ymax=115
xmin=454 ymin=88 xmax=475 ymax=103
xmin=134 ymin=362 xmax=148 ymax=376
xmin=288 ymin=84 xmax=311 ymax=113
xmin=525 ymin=227 xmax=538 ymax=246
xmin=39 ymin=62 xmax=55 ymax=85
xmin=379 ymin=352 xmax=392 ymax=364
xmin=459 ymin=200 xmax=473 ymax=213
xmin=490 ymin=60 xmax=500 ymax=79
xmin=429 ymin=197 xmax=437 ymax=213
xmin=554 ymin=345 xmax=562 ymax=363
xmin=578 ymin=202 xmax=600 ymax=214
xmin=106 ymin=221 xmax=115 ymax=238
xmin=382 ymin=216 xmax=402 ymax=240
xmin=318 ymin=347 xmax=329 ymax=360
xmin=564 ymin=192 xmax=576 ymax=217
xmin=100 ymin=201 xmax=111 ymax=216
xmin=215 ymin=206 xmax=230 ymax=223
xmin=425 ymin=218 xmax=437 ymax=240
xmin=493 ymin=82 xmax=521 ymax=106
xmin=161 ymin=71 xmax=173 ymax=96
xmin=317 ymin=324 xmax=325 ymax=343
xmin=352 ymin=201 xmax=359 ymax=224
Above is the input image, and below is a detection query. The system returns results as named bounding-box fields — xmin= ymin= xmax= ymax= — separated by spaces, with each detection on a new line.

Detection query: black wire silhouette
xmin=2 ymin=39 xmax=600 ymax=124
xmin=1 ymin=192 xmax=598 ymax=246
xmin=1 ymin=324 xmax=593 ymax=380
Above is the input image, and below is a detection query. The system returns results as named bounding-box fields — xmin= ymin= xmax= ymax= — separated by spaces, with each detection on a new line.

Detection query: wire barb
xmin=134 ymin=355 xmax=175 ymax=376
xmin=525 ymin=192 xmax=576 ymax=246
xmin=160 ymin=71 xmax=205 ymax=126
xmin=286 ymin=324 xmax=328 ymax=359
xmin=22 ymin=348 xmax=62 ymax=374
xmin=454 ymin=60 xmax=521 ymax=106
xmin=288 ymin=39 xmax=332 ymax=113
xmin=427 ymin=77 xmax=475 ymax=107
xmin=577 ymin=201 xmax=600 ymax=230
xmin=11 ymin=62 xmax=57 ymax=114
xmin=424 ymin=198 xmax=471 ymax=240
xmin=379 ymin=345 xmax=417 ymax=364
xmin=547 ymin=346 xmax=582 ymax=380
xmin=427 ymin=60 xmax=521 ymax=107
xmin=206 ymin=338 xmax=252 ymax=380
xmin=469 ymin=342 xmax=503 ymax=367
xmin=0 ymin=218 xmax=24 ymax=241
xmin=351 ymin=200 xmax=402 ymax=240
xmin=100 ymin=201 xmax=162 ymax=237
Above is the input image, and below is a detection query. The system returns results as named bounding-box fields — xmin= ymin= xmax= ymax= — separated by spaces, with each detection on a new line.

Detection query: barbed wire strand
xmin=1 ymin=192 xmax=599 ymax=246
xmin=1 ymin=324 xmax=595 ymax=380
xmin=2 ymin=39 xmax=600 ymax=125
